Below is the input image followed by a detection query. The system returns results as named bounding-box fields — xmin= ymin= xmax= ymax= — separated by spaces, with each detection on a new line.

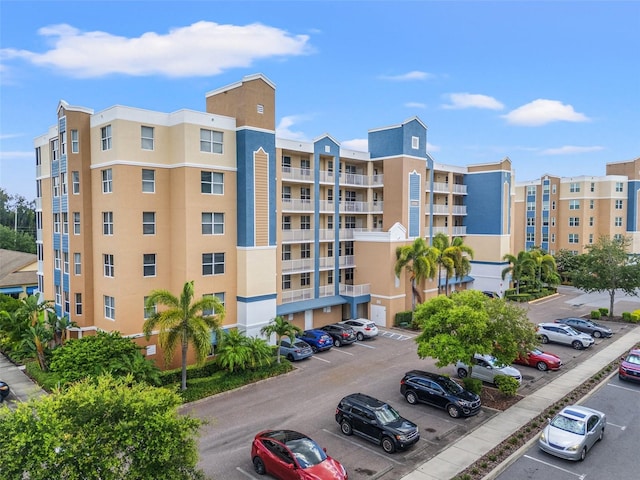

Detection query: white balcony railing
xmin=280 ymin=288 xmax=313 ymax=304
xmin=339 ymin=172 xmax=368 ymax=186
xmin=340 ymin=201 xmax=368 ymax=213
xmin=452 ymin=205 xmax=467 ymax=215
xmin=338 ymin=255 xmax=355 ymax=268
xmin=452 ymin=184 xmax=467 ymax=195
xmin=319 ymin=285 xmax=335 ymax=297
xmin=281 ymin=198 xmax=314 ymax=212
xmin=281 ymin=258 xmax=314 ymax=273
xmin=425 ymin=226 xmax=449 ymax=236
xmin=318 ymin=257 xmax=334 ymax=270
xmin=339 ymin=283 xmax=370 ymax=296
xmin=281 ymin=229 xmax=314 ymax=243
xmin=452 ymin=226 xmax=467 ymax=236
xmin=433 ymin=182 xmax=449 ymax=193
xmin=281 ymin=166 xmax=314 ymax=182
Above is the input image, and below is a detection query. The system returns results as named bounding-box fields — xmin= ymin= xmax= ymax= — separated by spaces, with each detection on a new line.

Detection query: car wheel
xmin=381 ymin=436 xmax=396 ymax=453
xmin=457 ymin=368 xmax=468 ymax=379
xmin=598 ymin=427 xmax=605 ymax=441
xmin=334 ymin=338 xmax=342 ymax=347
xmin=539 ymin=335 xmax=549 ymax=344
xmin=253 ymin=456 xmax=266 ymax=475
xmin=356 ymin=332 xmax=364 ymax=341
xmin=536 ymin=361 xmax=549 ymax=371
xmin=405 ymin=391 xmax=418 ymax=404
xmin=572 ymin=340 xmax=584 ymax=350
xmin=310 ymin=345 xmax=318 ymax=353
xmin=593 ymin=331 xmax=602 ymax=338
xmin=340 ymin=419 xmax=353 ymax=436
xmin=287 ymin=354 xmax=295 ymax=362
xmin=447 ymin=405 xmax=461 ymax=418
xmin=579 ymin=447 xmax=587 ymax=461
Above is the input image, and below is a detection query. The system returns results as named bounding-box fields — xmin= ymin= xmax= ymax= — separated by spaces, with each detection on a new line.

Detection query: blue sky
xmin=1 ymin=1 xmax=639 ymax=201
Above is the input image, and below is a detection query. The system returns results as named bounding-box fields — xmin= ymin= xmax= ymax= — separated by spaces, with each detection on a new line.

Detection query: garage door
xmin=371 ymin=304 xmax=386 ymax=327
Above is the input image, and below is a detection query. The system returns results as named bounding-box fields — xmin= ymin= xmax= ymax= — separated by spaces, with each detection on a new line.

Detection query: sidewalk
xmin=0 ymin=354 xmax=47 ymax=408
xmin=401 ymin=325 xmax=640 ymax=480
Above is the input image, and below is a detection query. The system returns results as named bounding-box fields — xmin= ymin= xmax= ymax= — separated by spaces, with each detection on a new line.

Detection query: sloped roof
xmin=0 ymin=249 xmax=37 ymax=288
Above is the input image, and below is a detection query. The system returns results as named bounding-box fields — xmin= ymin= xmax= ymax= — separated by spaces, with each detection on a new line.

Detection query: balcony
xmin=281 ymin=198 xmax=314 ymax=212
xmin=281 ymin=258 xmax=314 ymax=274
xmin=338 ymin=255 xmax=355 ymax=268
xmin=427 ymin=204 xmax=450 ymax=215
xmin=452 ymin=184 xmax=467 ymax=195
xmin=281 ymin=166 xmax=314 ymax=182
xmin=339 ymin=172 xmax=368 ymax=187
xmin=433 ymin=182 xmax=449 ymax=193
xmin=452 ymin=226 xmax=467 ymax=236
xmin=281 ymin=229 xmax=314 ymax=243
xmin=281 ymin=288 xmax=313 ymax=304
xmin=319 ymin=229 xmax=334 ymax=241
xmin=340 ymin=201 xmax=368 ymax=213
xmin=319 ymin=284 xmax=335 ymax=297
xmin=452 ymin=205 xmax=467 ymax=215
xmin=426 ymin=226 xmax=449 ymax=236
xmin=339 ymin=283 xmax=370 ymax=296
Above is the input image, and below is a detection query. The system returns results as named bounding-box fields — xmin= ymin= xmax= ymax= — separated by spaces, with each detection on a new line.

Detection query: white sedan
xmin=339 ymin=319 xmax=379 ymax=341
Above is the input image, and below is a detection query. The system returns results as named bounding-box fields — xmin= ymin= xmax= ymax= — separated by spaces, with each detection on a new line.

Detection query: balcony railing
xmin=452 ymin=205 xmax=467 ymax=215
xmin=339 ymin=283 xmax=370 ymax=296
xmin=452 ymin=184 xmax=467 ymax=194
xmin=340 ymin=172 xmax=368 ymax=187
xmin=280 ymin=288 xmax=313 ymax=304
xmin=281 ymin=258 xmax=314 ymax=273
xmin=318 ymin=257 xmax=333 ymax=270
xmin=320 ymin=200 xmax=384 ymax=213
xmin=281 ymin=198 xmax=314 ymax=212
xmin=319 ymin=285 xmax=335 ymax=297
xmin=433 ymin=182 xmax=449 ymax=193
xmin=317 ymin=170 xmax=384 ymax=187
xmin=338 ymin=255 xmax=355 ymax=268
xmin=281 ymin=166 xmax=314 ymax=182
xmin=426 ymin=226 xmax=449 ymax=236
xmin=452 ymin=226 xmax=467 ymax=236
xmin=281 ymin=229 xmax=314 ymax=243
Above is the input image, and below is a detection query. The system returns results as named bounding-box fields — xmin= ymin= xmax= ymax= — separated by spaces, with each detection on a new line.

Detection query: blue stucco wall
xmin=627 ymin=180 xmax=640 ymax=232
xmin=369 ymin=118 xmax=428 ymax=159
xmin=465 ymin=171 xmax=510 ymax=235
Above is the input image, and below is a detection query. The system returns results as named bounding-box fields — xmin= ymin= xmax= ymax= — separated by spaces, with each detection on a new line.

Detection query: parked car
xmin=0 ymin=380 xmax=9 ymax=403
xmin=555 ymin=317 xmax=613 ymax=338
xmin=279 ymin=337 xmax=313 ymax=362
xmin=320 ymin=324 xmax=357 ymax=347
xmin=514 ymin=348 xmax=563 ymax=371
xmin=619 ymin=348 xmax=640 ymax=383
xmin=456 ymin=354 xmax=522 ymax=385
xmin=400 ymin=370 xmax=481 ymax=418
xmin=251 ymin=429 xmax=348 ymax=479
xmin=537 ymin=323 xmax=595 ymax=350
xmin=335 ymin=393 xmax=420 ymax=453
xmin=538 ymin=405 xmax=606 ymax=461
xmin=297 ymin=329 xmax=333 ymax=353
xmin=482 ymin=291 xmax=500 ymax=299
xmin=339 ymin=318 xmax=379 ymax=341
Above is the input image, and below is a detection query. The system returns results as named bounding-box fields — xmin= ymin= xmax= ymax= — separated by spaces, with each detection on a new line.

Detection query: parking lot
xmin=186 ymin=288 xmax=637 ymax=480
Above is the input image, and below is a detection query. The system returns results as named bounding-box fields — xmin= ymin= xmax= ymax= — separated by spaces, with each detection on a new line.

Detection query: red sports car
xmin=514 ymin=348 xmax=562 ymax=371
xmin=251 ymin=429 xmax=348 ymax=479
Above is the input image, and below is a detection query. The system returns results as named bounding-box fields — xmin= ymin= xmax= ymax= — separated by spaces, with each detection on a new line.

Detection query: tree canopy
xmin=414 ymin=290 xmax=538 ymax=369
xmin=395 ymin=237 xmax=437 ymax=309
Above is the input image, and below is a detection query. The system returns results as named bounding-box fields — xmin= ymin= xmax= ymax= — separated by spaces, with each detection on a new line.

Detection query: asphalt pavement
xmin=0 ymin=354 xmax=46 ymax=409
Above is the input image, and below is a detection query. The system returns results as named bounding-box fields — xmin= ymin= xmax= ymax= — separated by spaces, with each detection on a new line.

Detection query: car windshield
xmin=286 ymin=438 xmax=327 ymax=468
xmin=375 ymin=405 xmax=401 ymax=425
xmin=625 ymin=354 xmax=640 ymax=365
xmin=551 ymin=414 xmax=585 ymax=435
xmin=293 ymin=341 xmax=308 ymax=348
xmin=531 ymin=348 xmax=543 ymax=355
xmin=440 ymin=377 xmax=464 ymax=394
xmin=564 ymin=327 xmax=580 ymax=336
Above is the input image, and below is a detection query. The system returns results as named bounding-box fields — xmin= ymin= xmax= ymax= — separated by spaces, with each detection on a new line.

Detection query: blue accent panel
xmin=62 ymin=234 xmax=68 ymax=251
xmin=61 ymin=195 xmax=67 ymax=211
xmin=60 ymin=155 xmax=67 ymax=173
xmin=52 ymin=160 xmax=59 ymax=177
xmin=55 ymin=305 xmax=62 ymax=317
xmin=63 ymin=273 xmax=69 ymax=291
xmin=53 ymin=234 xmax=61 ymax=250
xmin=368 ymin=118 xmax=428 ymax=159
xmin=59 ymin=116 xmax=66 ymax=132
xmin=52 ymin=197 xmax=60 ymax=211
xmin=236 ymin=129 xmax=276 ymax=247
xmin=343 ymin=295 xmax=371 ymax=319
xmin=237 ymin=293 xmax=277 ymax=303
xmin=277 ymin=295 xmax=348 ymax=316
xmin=627 ymin=180 xmax=640 ymax=232
xmin=409 ymin=172 xmax=421 ymax=237
xmin=26 ymin=286 xmax=37 ymax=294
xmin=0 ymin=287 xmax=23 ymax=294
xmin=466 ymin=171 xmax=510 ymax=235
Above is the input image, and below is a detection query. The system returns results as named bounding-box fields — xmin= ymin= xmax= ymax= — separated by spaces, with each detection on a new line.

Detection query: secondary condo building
xmin=34 ymin=73 xmax=517 ymax=367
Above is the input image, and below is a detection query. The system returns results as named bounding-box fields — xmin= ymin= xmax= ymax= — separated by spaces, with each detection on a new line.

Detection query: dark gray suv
xmin=335 ymin=393 xmax=420 ymax=453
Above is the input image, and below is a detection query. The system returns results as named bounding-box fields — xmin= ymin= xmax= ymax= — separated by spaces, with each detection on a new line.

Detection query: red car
xmin=251 ymin=429 xmax=348 ymax=479
xmin=619 ymin=348 xmax=640 ymax=383
xmin=514 ymin=348 xmax=562 ymax=371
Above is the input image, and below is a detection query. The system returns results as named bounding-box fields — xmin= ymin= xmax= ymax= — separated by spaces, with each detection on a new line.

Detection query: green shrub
xmin=494 ymin=374 xmax=520 ymax=397
xmin=623 ymin=312 xmax=632 ymax=321
xmin=462 ymin=377 xmax=483 ymax=395
xmin=590 ymin=310 xmax=601 ymax=319
xmin=631 ymin=310 xmax=640 ymax=323
xmin=598 ymin=307 xmax=609 ymax=316
xmin=394 ymin=311 xmax=413 ymax=327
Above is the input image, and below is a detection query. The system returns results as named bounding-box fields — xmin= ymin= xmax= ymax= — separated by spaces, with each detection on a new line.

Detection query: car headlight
xmin=396 ymin=434 xmax=408 ymax=441
xmin=539 ymin=431 xmax=546 ymax=442
xmin=566 ymin=444 xmax=581 ymax=452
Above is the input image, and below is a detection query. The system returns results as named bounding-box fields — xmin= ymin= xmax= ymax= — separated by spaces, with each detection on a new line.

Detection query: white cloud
xmin=0 ymin=21 xmax=311 ymax=78
xmin=540 ymin=145 xmax=604 ymax=155
xmin=276 ymin=115 xmax=309 ymax=141
xmin=0 ymin=150 xmax=32 ymax=159
xmin=441 ymin=93 xmax=504 ymax=110
xmin=341 ymin=138 xmax=368 ymax=152
xmin=379 ymin=71 xmax=434 ymax=81
xmin=426 ymin=142 xmax=440 ymax=152
xmin=404 ymin=102 xmax=427 ymax=109
xmin=0 ymin=133 xmax=24 ymax=141
xmin=502 ymin=99 xmax=590 ymax=126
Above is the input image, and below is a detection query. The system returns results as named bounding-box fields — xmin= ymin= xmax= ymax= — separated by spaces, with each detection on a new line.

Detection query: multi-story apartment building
xmin=34 ymin=74 xmax=513 ymax=368
xmin=514 ymin=158 xmax=640 ymax=255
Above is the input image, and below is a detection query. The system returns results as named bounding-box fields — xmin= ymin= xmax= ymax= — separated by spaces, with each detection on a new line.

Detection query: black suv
xmin=320 ymin=324 xmax=357 ymax=347
xmin=335 ymin=393 xmax=420 ymax=453
xmin=400 ymin=370 xmax=481 ymax=418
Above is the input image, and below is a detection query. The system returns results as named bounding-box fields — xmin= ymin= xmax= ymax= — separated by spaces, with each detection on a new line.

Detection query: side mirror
xmin=286 ymin=463 xmax=295 ymax=470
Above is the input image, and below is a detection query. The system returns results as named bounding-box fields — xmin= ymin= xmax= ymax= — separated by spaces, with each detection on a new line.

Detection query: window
xmin=102 ymin=168 xmax=112 ymax=193
xmin=64 ymin=291 xmax=69 ymax=314
xmin=282 ymin=156 xmax=291 ymax=172
xmin=51 ymin=138 xmax=59 ymax=161
xmin=71 ymin=129 xmax=79 ymax=153
xmin=615 ymin=200 xmax=624 ymax=209
xmin=104 ymin=295 xmax=115 ymax=320
xmin=300 ymin=187 xmax=311 ymax=202
xmin=569 ymin=200 xmax=580 ymax=210
xmin=144 ymin=296 xmax=157 ymax=319
xmin=526 ymin=202 xmax=535 ymax=211
xmin=552 ymin=184 xmax=557 ymax=194
xmin=551 ymin=233 xmax=556 ymax=243
xmin=202 ymin=253 xmax=225 ymax=275
xmin=202 ymin=212 xmax=224 ymax=235
xmin=327 ymin=270 xmax=333 ymax=284
xmin=301 ymin=272 xmax=311 ymax=287
xmin=526 ymin=232 xmax=535 ymax=242
xmin=201 ymin=171 xmax=224 ymax=194
xmin=344 ymin=216 xmax=356 ymax=229
xmin=590 ymin=200 xmax=595 ymax=209
xmin=52 ymin=176 xmax=60 ymax=197
xmin=616 ymin=182 xmax=624 ymax=192
xmin=143 ymin=254 xmax=156 ymax=277
xmin=344 ymin=241 xmax=354 ymax=256
xmin=615 ymin=217 xmax=623 ymax=227
xmin=570 ymin=182 xmax=580 ymax=193
xmin=141 ymin=126 xmax=154 ymax=150
xmin=142 ymin=169 xmax=155 ymax=193
xmin=101 ymin=125 xmax=112 ymax=151
xmin=143 ymin=212 xmax=155 ymax=235
xmin=53 ymin=213 xmax=60 ymax=233
xmin=257 ymin=104 xmax=264 ymax=114
xmin=328 ymin=243 xmax=333 ymax=257
xmin=200 ymin=129 xmax=223 ymax=154
xmin=569 ymin=217 xmax=580 ymax=227
xmin=104 ymin=254 xmax=115 ymax=277
xmin=282 ymin=186 xmax=291 ymax=201
xmin=282 ymin=215 xmax=291 ymax=230
xmin=61 ymin=173 xmax=67 ymax=195
xmin=75 ymin=293 xmax=82 ymax=315
xmin=301 ymin=158 xmax=311 ymax=175
xmin=527 ymin=217 xmax=535 ymax=226
xmin=63 ymin=252 xmax=69 ymax=274
xmin=569 ymin=233 xmax=580 ymax=244
xmin=614 ymin=233 xmax=623 ymax=241
xmin=301 ymin=243 xmax=311 ymax=259
xmin=589 ymin=234 xmax=594 ymax=244
xmin=36 ymin=179 xmax=42 ymax=199
xmin=590 ymin=182 xmax=595 ymax=192
xmin=74 ymin=253 xmax=81 ymax=275
xmin=551 ymin=217 xmax=556 ymax=227
xmin=589 ymin=217 xmax=594 ymax=226
xmin=552 ymin=201 xmax=556 ymax=210
xmin=327 ymin=188 xmax=333 ymax=201
xmin=55 ymin=285 xmax=61 ymax=305
xmin=526 ymin=186 xmax=536 ymax=196
xmin=300 ymin=215 xmax=310 ymax=230
xmin=203 ymin=292 xmax=225 ymax=317
xmin=62 ymin=212 xmax=68 ymax=234
xmin=411 ymin=136 xmax=419 ymax=149
xmin=103 ymin=212 xmax=114 ymax=235
xmin=542 ymin=232 xmax=549 ymax=242
xmin=282 ymin=274 xmax=291 ymax=290
xmin=282 ymin=244 xmax=291 ymax=261
xmin=72 ymin=171 xmax=80 ymax=194
xmin=54 ymin=249 xmax=61 ymax=270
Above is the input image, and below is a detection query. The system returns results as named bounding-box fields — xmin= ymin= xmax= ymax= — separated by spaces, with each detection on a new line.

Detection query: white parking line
xmin=312 ymin=355 xmax=331 ymax=363
xmin=379 ymin=330 xmax=415 ymax=341
xmin=322 ymin=428 xmax=404 ymax=464
xmin=236 ymin=466 xmax=260 ymax=478
xmin=332 ymin=348 xmax=355 ymax=356
xmin=523 ymin=455 xmax=585 ymax=479
xmin=608 ymin=382 xmax=640 ymax=394
xmin=607 ymin=422 xmax=627 ymax=430
xmin=354 ymin=341 xmax=376 ymax=349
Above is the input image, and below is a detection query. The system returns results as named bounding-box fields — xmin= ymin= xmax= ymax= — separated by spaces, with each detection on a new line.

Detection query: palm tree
xmin=16 ymin=295 xmax=55 ymax=370
xmin=528 ymin=247 xmax=558 ymax=290
xmin=261 ymin=316 xmax=302 ymax=364
xmin=432 ymin=233 xmax=475 ymax=296
xmin=143 ymin=280 xmax=225 ymax=391
xmin=395 ymin=237 xmax=438 ymax=310
xmin=501 ymin=251 xmax=536 ymax=294
xmin=215 ymin=329 xmax=272 ymax=372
